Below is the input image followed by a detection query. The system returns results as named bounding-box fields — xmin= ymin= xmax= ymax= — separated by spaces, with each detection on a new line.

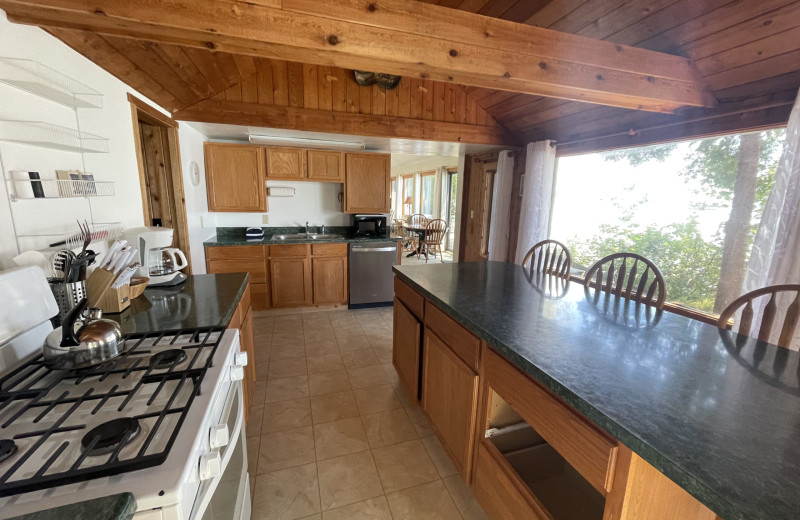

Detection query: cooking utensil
xmin=43 ymin=297 xmax=124 ymax=370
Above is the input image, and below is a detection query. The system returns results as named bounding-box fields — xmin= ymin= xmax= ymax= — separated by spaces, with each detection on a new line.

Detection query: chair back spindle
xmin=521 ymin=240 xmax=572 ymax=279
xmin=584 ymin=252 xmax=666 ymax=308
xmin=718 ymin=285 xmax=800 ymax=349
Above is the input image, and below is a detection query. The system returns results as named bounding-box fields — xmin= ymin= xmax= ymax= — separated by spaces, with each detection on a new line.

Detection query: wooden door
xmin=204 ymin=143 xmax=266 ymax=212
xmin=270 ymin=257 xmax=312 ymax=307
xmin=421 ymin=330 xmax=479 ymax=479
xmin=312 ymin=256 xmax=347 ymax=304
xmin=139 ymin=122 xmax=175 ymax=229
xmin=459 ymin=154 xmax=497 ymax=262
xmin=266 ymin=147 xmax=306 ymax=179
xmin=344 ymin=153 xmax=390 ymax=213
xmin=307 ymin=150 xmax=345 ymax=182
xmin=393 ymin=299 xmax=422 ymax=402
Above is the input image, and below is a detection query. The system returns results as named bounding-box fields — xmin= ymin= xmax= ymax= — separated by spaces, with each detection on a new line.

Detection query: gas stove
xmin=0 ymin=327 xmax=224 ymax=498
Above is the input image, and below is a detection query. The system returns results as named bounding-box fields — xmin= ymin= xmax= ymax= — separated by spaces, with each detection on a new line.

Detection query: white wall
xmin=177 ymin=122 xmax=213 ymax=274
xmin=0 ymin=11 xmax=167 ymax=268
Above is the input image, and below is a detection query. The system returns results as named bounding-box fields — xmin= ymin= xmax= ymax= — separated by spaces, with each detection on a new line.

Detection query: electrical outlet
xmin=262 ymin=214 xmax=269 ymax=224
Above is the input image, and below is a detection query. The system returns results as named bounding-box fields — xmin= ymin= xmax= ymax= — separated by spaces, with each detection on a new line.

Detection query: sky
xmin=550 ymin=142 xmax=734 ymax=244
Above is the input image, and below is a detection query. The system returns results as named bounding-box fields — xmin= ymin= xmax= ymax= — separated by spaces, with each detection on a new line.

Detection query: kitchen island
xmin=393 ymin=262 xmax=800 ymax=520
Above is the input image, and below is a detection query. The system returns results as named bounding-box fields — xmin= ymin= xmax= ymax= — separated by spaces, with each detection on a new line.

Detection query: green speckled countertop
xmin=107 ymin=273 xmax=248 ymax=334
xmin=394 ymin=262 xmax=800 ymax=520
xmin=8 ymin=493 xmax=136 ymax=520
xmin=204 ymin=226 xmax=401 ymax=246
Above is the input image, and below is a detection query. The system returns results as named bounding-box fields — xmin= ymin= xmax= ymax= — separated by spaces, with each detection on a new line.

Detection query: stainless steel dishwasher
xmin=349 ymin=242 xmax=397 ymax=308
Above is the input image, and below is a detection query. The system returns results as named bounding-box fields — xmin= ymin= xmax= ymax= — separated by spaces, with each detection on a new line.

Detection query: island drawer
xmin=269 ymin=244 xmax=310 ymax=257
xmin=484 ymin=348 xmax=618 ymax=495
xmin=425 ymin=303 xmax=480 ymax=372
xmin=394 ymin=278 xmax=424 ymax=319
xmin=311 ymin=243 xmax=348 ymax=256
xmin=206 ymin=245 xmax=265 ymax=260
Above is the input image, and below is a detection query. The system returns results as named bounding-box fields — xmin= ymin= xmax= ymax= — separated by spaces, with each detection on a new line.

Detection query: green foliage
xmin=603 ymin=143 xmax=677 ymax=166
xmin=569 ymin=217 xmax=723 ymax=312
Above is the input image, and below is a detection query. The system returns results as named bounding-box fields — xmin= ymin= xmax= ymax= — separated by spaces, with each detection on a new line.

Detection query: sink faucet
xmin=305 ymin=221 xmax=310 ymax=234
xmin=321 ymin=225 xmax=326 ymax=235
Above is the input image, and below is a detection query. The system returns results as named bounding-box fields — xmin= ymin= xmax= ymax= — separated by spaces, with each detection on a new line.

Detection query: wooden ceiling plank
xmin=240 ymin=75 xmax=258 ymax=103
xmin=345 ymin=71 xmax=361 ymax=113
xmin=318 ymin=66 xmax=334 ymax=111
xmin=47 ymin=28 xmax=181 ymax=112
xmin=233 ymin=55 xmax=258 ymax=79
xmin=212 ymin=53 xmax=244 ymax=87
xmin=688 ymin=2 xmax=800 ymax=61
xmin=486 ymin=94 xmax=547 ymax=121
xmin=182 ymin=48 xmax=231 ymax=94
xmin=715 ymin=70 xmax=800 ymax=103
xmin=696 ymin=26 xmax=800 ymax=77
xmin=455 ymin=0 xmax=492 ymax=12
xmin=332 ymin=67 xmax=349 ymax=112
xmin=706 ymin=48 xmax=800 ymax=91
xmin=502 ymin=98 xmax=585 ymax=128
xmin=256 ymin=69 xmax=274 ymax=105
xmin=150 ymin=44 xmax=214 ymax=100
xmin=523 ymin=0 xmax=589 ymax=28
xmin=0 ymin=0 xmax=714 ymax=112
xmin=547 ymin=0 xmax=628 ymax=34
xmin=287 ymin=61 xmax=305 ymax=108
xmin=302 ymin=64 xmax=319 ymax=109
xmin=271 ymin=60 xmax=289 ymax=106
xmin=576 ymin=0 xmax=681 ymax=41
xmin=477 ymin=0 xmax=519 ymax=19
xmin=479 ymin=90 xmax=524 ymax=110
xmin=497 ymin=0 xmax=552 ymax=24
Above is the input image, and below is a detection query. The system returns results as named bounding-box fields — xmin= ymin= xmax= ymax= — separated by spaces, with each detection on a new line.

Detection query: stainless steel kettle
xmin=43 ymin=297 xmax=124 ymax=370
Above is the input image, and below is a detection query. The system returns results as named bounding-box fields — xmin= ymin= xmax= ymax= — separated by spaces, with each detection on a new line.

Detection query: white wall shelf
xmin=0 ymin=57 xmax=104 ymax=109
xmin=15 ymin=222 xmax=122 ymax=252
xmin=6 ymin=178 xmax=115 ymax=201
xmin=0 ymin=121 xmax=109 ymax=153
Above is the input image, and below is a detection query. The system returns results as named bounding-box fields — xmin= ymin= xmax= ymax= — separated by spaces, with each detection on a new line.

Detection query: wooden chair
xmin=408 ymin=214 xmax=428 ymax=228
xmin=521 ymin=240 xmax=572 ymax=279
xmin=584 ymin=252 xmax=666 ymax=309
xmin=717 ymin=285 xmax=800 ymax=348
xmin=419 ymin=219 xmax=448 ymax=263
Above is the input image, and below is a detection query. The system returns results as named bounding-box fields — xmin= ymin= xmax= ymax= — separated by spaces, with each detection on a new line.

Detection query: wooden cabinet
xmin=269 ymin=245 xmax=312 ymax=307
xmin=422 ymin=329 xmax=479 ymax=479
xmin=311 ymin=243 xmax=348 ymax=304
xmin=229 ymin=283 xmax=255 ymax=424
xmin=307 ymin=150 xmax=345 ymax=182
xmin=204 ymin=143 xmax=266 ymax=212
xmin=266 ymin=146 xmax=306 ymax=179
xmin=393 ymin=299 xmax=422 ymax=402
xmin=344 ymin=153 xmax=390 ymax=213
xmin=206 ymin=245 xmax=270 ymax=311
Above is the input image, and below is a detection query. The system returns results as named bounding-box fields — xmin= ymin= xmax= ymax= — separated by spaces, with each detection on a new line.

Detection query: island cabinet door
xmin=392 ymin=299 xmax=422 ymax=403
xmin=421 ymin=329 xmax=479 ymax=480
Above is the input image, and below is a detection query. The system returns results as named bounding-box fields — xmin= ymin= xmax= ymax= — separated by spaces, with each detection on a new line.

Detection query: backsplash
xmin=216 ymin=226 xmax=353 ymax=236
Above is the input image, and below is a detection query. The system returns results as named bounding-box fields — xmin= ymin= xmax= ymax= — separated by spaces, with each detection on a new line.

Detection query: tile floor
xmin=245 ymin=307 xmax=488 ymax=520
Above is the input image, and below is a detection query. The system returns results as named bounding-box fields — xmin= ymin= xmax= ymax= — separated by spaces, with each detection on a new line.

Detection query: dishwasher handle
xmin=351 ymin=246 xmax=398 ymax=253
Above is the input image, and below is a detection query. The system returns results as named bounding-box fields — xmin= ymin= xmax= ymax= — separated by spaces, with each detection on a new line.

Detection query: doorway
xmin=444 ymin=168 xmax=458 ymax=252
xmin=129 ymin=94 xmax=192 ymax=273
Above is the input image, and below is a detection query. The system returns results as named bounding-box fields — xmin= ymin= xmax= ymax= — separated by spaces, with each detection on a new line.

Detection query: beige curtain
xmin=514 ymin=141 xmax=557 ymax=264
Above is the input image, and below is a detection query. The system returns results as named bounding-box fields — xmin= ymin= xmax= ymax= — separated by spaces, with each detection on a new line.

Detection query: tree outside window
xmin=420 ymin=171 xmax=436 ymax=218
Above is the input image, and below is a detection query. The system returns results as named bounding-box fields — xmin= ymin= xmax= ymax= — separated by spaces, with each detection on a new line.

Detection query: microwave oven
xmin=353 ymin=214 xmax=388 ymax=237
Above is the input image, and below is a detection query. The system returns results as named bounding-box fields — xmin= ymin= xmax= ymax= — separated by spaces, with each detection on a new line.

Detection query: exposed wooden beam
xmin=0 ymin=0 xmax=716 ymax=113
xmin=172 ymin=98 xmax=515 ymax=146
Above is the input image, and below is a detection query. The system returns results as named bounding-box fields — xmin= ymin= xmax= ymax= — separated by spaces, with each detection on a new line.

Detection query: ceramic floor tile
xmin=256 ymin=362 xmax=270 ymax=380
xmin=366 ymin=335 xmax=393 ymax=350
xmin=305 ymin=341 xmax=341 ymax=357
xmin=252 ymin=463 xmax=321 ymax=520
xmin=309 ymin=370 xmax=352 ymax=396
xmin=247 ymin=434 xmax=260 ymax=476
xmin=385 ymin=480 xmax=462 ymax=520
xmin=341 ymin=349 xmax=381 ymax=369
xmin=269 ymin=357 xmax=309 ymax=379
xmin=313 ymin=417 xmax=370 ymax=460
xmin=403 ymin=406 xmax=434 ymax=437
xmin=352 ymin=384 xmax=403 ymax=415
xmin=271 ymin=343 xmax=307 ymax=360
xmin=337 ymin=335 xmax=372 ymax=352
xmin=310 ymin=391 xmax=360 ymax=424
xmin=374 ymin=348 xmax=393 ymax=365
xmin=306 ymin=353 xmax=345 ymax=375
xmin=321 ymin=496 xmax=392 ymax=520
xmin=392 ymin=383 xmax=415 ymax=408
xmin=380 ymin=363 xmax=400 ymax=383
xmin=317 ymin=451 xmax=384 ymax=511
xmin=265 ymin=375 xmax=310 ymax=403
xmin=421 ymin=435 xmax=459 ymax=478
xmin=443 ymin=475 xmax=489 ymax=520
xmin=346 ymin=366 xmax=389 ymax=389
xmin=247 ymin=406 xmax=264 ymax=438
xmin=258 ymin=426 xmax=316 ymax=474
xmin=372 ymin=439 xmax=439 ymax=493
xmin=362 ymin=408 xmax=419 ymax=448
xmin=262 ymin=397 xmax=313 ymax=433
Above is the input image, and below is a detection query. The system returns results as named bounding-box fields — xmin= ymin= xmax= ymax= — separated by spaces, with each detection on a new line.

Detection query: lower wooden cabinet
xmin=421 ymin=329 xmax=479 ymax=479
xmin=206 ymin=245 xmax=269 ymax=311
xmin=312 ymin=256 xmax=347 ymax=304
xmin=393 ymin=299 xmax=422 ymax=402
xmin=270 ymin=256 xmax=312 ymax=307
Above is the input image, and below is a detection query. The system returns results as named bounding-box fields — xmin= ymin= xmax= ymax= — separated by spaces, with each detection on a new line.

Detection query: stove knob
xmin=230 ymin=365 xmax=244 ymax=381
xmin=199 ymin=451 xmax=221 ymax=481
xmin=235 ymin=351 xmax=248 ymax=366
xmin=210 ymin=424 xmax=230 ymax=449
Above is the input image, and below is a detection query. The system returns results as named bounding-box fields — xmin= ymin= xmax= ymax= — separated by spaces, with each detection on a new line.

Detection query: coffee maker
xmin=122 ymin=227 xmax=188 ymax=286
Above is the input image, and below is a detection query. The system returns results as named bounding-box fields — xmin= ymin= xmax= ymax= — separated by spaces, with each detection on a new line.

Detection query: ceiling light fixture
xmin=248 ymin=134 xmax=366 ymax=151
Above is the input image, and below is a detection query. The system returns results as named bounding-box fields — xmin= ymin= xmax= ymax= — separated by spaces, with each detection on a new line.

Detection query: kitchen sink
xmin=270 ymin=233 xmax=344 ymax=241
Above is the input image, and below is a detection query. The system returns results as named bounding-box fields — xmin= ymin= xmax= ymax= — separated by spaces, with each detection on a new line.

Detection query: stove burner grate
xmin=149 ymin=349 xmax=187 ymax=369
xmin=81 ymin=418 xmax=141 ymax=456
xmin=0 ymin=440 xmax=17 ymax=464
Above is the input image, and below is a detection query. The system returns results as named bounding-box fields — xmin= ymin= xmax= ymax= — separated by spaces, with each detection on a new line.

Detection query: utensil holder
xmin=94 ymin=283 xmax=131 ymax=314
xmin=48 ymin=279 xmax=86 ymax=327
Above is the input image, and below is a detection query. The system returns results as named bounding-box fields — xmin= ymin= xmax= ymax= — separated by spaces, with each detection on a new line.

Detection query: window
xmin=550 ymin=129 xmax=785 ymax=315
xmin=420 ymin=171 xmax=436 ymax=218
xmin=390 ymin=178 xmax=397 ymax=215
xmin=401 ymin=174 xmax=414 ymax=216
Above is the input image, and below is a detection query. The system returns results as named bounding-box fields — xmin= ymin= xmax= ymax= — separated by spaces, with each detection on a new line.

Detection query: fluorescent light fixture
xmin=248 ymin=134 xmax=365 ymax=150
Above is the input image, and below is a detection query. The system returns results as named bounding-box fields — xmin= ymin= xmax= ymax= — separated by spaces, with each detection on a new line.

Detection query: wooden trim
xmin=2 ymin=0 xmax=715 ymax=112
xmin=173 ymin=98 xmax=514 ymax=146
xmin=126 ymin=92 xmax=177 ymax=127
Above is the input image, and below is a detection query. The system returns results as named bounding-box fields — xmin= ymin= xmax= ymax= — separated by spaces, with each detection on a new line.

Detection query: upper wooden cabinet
xmin=344 ymin=153 xmax=390 ymax=214
xmin=204 ymin=143 xmax=266 ymax=212
xmin=266 ymin=147 xmax=306 ymax=179
xmin=307 ymin=150 xmax=345 ymax=182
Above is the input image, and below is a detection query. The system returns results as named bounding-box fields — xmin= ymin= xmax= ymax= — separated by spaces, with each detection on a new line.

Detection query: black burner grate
xmin=0 ymin=327 xmax=226 ymax=497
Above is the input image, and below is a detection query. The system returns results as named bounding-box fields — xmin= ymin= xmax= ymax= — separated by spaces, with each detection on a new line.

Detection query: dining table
xmin=404 ymin=225 xmax=428 ymax=258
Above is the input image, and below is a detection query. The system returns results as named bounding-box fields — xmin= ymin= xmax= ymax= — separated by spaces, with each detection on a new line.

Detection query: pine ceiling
xmin=10 ymin=0 xmax=799 ymax=154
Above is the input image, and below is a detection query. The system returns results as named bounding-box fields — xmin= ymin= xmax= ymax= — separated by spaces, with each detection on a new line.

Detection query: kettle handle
xmin=61 ymin=297 xmax=88 ymax=347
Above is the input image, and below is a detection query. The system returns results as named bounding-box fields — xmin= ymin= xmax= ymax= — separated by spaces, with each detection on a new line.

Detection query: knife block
xmin=86 ymin=267 xmax=118 ymax=308
xmin=94 ymin=283 xmax=131 ymax=314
